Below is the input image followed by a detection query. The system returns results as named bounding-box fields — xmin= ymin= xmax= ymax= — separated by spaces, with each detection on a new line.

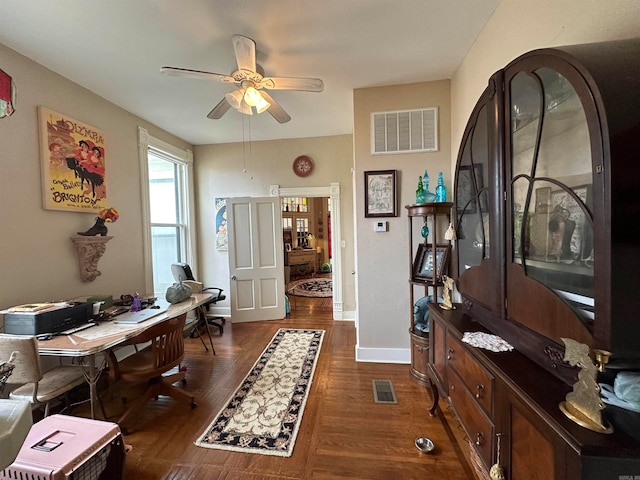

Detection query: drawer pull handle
xmin=475 ymin=384 xmax=485 ymax=399
xmin=475 ymin=432 xmax=484 ymax=446
xmin=447 ymin=348 xmax=454 ymax=360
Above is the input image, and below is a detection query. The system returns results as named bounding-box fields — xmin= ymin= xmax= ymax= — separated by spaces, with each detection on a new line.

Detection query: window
xmin=282 ymin=197 xmax=311 ymax=249
xmin=139 ymin=128 xmax=195 ymax=295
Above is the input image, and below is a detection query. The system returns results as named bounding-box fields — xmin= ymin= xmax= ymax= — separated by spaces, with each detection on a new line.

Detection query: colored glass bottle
xmin=436 ymin=172 xmax=447 ymax=202
xmin=416 ymin=176 xmax=426 ymax=203
xmin=423 ymin=170 xmax=436 ymax=203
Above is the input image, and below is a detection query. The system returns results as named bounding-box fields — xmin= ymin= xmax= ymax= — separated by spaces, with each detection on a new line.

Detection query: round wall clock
xmin=293 ymin=155 xmax=314 ymax=177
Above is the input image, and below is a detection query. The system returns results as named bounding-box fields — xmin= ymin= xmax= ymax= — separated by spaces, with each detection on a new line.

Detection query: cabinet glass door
xmin=454 ymin=78 xmax=504 ymax=317
xmin=509 ymin=67 xmax=594 ymax=330
xmin=456 ymin=104 xmax=491 ymax=274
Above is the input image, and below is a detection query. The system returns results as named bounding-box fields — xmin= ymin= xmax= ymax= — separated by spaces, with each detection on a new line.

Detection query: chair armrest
xmin=203 ymin=287 xmax=224 ymax=302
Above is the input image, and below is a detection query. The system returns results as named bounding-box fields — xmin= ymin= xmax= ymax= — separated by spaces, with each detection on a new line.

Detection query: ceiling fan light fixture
xmin=236 ymin=100 xmax=253 ymax=115
xmin=243 ymin=86 xmax=262 ymax=107
xmin=225 ymin=88 xmax=245 ymax=110
xmin=255 ymin=96 xmax=271 ymax=114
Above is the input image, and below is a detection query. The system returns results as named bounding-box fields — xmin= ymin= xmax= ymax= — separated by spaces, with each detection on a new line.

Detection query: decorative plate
xmin=293 ymin=155 xmax=314 ymax=177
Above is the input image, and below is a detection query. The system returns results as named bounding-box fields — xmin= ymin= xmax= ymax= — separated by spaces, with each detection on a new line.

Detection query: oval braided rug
xmin=288 ymin=278 xmax=332 ymax=297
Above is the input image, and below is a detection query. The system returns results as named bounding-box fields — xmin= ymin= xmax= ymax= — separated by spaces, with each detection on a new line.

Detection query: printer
xmin=3 ymin=303 xmax=93 ymax=335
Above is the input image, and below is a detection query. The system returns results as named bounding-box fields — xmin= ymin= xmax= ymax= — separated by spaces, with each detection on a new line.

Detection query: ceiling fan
xmin=161 ymin=35 xmax=324 ymax=124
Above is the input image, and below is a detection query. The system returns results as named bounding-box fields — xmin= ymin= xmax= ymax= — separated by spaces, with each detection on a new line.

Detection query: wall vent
xmin=371 ymin=107 xmax=438 ymax=155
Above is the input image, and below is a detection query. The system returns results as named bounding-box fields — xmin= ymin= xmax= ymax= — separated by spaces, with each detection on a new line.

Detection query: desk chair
xmin=106 ymin=313 xmax=195 ymax=434
xmin=0 ymin=334 xmax=86 ymax=417
xmin=171 ymin=263 xmax=226 ymax=335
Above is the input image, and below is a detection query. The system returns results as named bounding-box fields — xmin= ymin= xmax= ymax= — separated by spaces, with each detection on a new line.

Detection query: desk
xmin=286 ymin=249 xmax=316 ymax=275
xmin=38 ymin=293 xmax=213 ymax=419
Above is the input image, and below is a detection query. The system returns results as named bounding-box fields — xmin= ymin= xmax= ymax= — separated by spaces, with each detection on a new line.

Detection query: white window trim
xmin=138 ymin=126 xmax=196 ymax=294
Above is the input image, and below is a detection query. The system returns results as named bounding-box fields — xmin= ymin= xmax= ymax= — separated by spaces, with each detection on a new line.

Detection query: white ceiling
xmin=0 ymin=0 xmax=500 ymax=145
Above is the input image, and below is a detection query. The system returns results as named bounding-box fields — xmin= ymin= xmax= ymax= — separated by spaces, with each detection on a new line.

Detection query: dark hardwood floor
xmin=74 ymin=296 xmax=474 ymax=479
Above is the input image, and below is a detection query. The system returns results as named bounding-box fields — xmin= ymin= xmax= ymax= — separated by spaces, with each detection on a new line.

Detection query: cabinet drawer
xmin=448 ymin=369 xmax=494 ymax=469
xmin=446 ymin=332 xmax=493 ymax=415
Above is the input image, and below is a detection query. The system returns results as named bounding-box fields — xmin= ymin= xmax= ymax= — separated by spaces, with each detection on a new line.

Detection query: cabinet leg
xmin=427 ymin=378 xmax=439 ymax=417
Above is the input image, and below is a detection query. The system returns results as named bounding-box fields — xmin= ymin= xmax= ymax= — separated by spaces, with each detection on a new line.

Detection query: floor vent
xmin=372 ymin=380 xmax=397 ymax=404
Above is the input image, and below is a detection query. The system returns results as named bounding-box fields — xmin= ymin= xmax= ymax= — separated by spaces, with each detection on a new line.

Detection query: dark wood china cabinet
xmin=428 ymin=39 xmax=640 ymax=479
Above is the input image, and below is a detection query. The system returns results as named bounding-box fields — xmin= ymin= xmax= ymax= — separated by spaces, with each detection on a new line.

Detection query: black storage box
xmin=4 ymin=303 xmax=93 ymax=335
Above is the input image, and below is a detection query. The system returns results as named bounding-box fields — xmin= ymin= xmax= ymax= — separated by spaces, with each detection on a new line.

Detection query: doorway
xmin=270 ymin=183 xmax=344 ymax=320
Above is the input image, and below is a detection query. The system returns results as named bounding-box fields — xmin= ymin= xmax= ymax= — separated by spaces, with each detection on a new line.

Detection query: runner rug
xmin=194 ymin=328 xmax=325 ymax=457
xmin=287 ymin=278 xmax=332 ymax=297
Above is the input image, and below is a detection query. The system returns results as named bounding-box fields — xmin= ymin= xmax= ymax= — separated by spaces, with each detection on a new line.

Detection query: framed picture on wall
xmin=364 ymin=169 xmax=397 ymax=217
xmin=38 ymin=106 xmax=107 ymax=212
xmin=215 ymin=197 xmax=228 ymax=251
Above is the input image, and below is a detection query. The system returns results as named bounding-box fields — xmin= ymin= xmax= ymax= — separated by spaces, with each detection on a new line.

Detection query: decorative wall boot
xmin=78 ymin=217 xmax=108 ymax=236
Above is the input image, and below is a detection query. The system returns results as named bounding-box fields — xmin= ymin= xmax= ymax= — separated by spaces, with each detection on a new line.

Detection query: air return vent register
xmin=371 ymin=108 xmax=438 ymax=154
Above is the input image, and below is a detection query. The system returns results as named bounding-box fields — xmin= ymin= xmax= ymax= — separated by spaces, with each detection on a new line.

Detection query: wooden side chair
xmin=0 ymin=334 xmax=86 ymax=417
xmin=106 ymin=313 xmax=196 ymax=434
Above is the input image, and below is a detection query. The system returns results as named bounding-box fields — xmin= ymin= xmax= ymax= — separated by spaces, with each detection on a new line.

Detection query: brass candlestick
xmin=559 ymin=338 xmax=613 ymax=434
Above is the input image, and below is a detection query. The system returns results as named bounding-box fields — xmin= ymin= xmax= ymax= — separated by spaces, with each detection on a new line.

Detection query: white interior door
xmin=227 ymin=197 xmax=285 ymax=322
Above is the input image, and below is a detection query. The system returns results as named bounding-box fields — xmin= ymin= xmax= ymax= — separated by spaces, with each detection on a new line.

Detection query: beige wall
xmin=451 ymin=0 xmax=640 ymax=162
xmin=0 ymin=43 xmax=191 ymax=324
xmin=194 ymin=135 xmax=355 ymax=313
xmin=352 ymin=0 xmax=640 ymax=361
xmin=353 ymin=81 xmax=451 ymax=360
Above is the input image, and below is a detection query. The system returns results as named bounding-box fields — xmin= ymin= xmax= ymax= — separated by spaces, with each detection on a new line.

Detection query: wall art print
xmin=39 ymin=106 xmax=107 ymax=212
xmin=364 ymin=169 xmax=397 ymax=217
xmin=215 ymin=197 xmax=228 ymax=251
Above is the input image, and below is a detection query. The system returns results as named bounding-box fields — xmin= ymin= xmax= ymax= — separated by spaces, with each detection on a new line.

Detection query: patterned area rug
xmin=288 ymin=278 xmax=332 ymax=297
xmin=195 ymin=328 xmax=325 ymax=457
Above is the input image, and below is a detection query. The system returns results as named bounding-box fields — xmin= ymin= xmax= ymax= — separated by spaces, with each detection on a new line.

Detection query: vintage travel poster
xmin=215 ymin=197 xmax=228 ymax=251
xmin=39 ymin=106 xmax=107 ymax=212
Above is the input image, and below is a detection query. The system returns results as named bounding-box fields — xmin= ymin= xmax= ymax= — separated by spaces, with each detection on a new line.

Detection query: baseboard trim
xmin=355 ymin=345 xmax=411 ymax=364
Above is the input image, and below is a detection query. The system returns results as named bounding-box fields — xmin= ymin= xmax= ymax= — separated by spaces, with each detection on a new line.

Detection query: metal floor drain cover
xmin=372 ymin=379 xmax=397 ymax=404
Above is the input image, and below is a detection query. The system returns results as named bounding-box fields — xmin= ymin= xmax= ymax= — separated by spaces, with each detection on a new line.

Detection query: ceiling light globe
xmin=255 ymin=96 xmax=271 ymax=114
xmin=225 ymin=89 xmax=244 ymax=109
xmin=243 ymin=87 xmax=262 ymax=107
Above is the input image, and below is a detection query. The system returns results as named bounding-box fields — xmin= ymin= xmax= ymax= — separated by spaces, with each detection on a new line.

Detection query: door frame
xmin=270 ymin=183 xmax=344 ymax=319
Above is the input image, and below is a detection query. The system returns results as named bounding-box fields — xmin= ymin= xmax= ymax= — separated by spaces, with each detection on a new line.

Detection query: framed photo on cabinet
xmin=412 ymin=244 xmax=450 ymax=281
xmin=364 ymin=169 xmax=397 ymax=217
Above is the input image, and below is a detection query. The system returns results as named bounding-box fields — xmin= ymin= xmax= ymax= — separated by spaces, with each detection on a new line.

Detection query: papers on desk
xmin=113 ymin=307 xmax=167 ymax=324
xmin=0 ymin=302 xmax=69 ymax=315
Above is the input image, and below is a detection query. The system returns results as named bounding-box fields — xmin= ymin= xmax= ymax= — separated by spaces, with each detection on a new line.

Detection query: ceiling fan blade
xmin=161 ymin=66 xmax=235 ymax=84
xmin=232 ymin=35 xmax=256 ymax=73
xmin=259 ymin=91 xmax=291 ymax=124
xmin=207 ymin=97 xmax=232 ymax=119
xmin=260 ymin=76 xmax=324 ymax=92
